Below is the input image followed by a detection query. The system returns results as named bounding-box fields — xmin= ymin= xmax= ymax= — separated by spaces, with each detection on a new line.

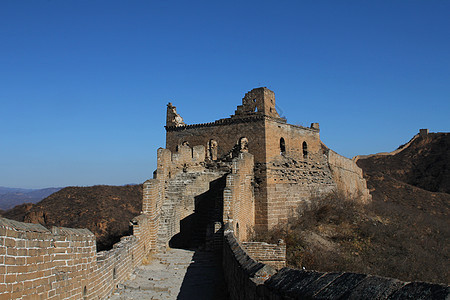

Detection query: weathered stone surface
xmin=388 ymin=282 xmax=450 ymax=300
xmin=346 ymin=276 xmax=405 ymax=299
xmin=313 ymin=272 xmax=368 ymax=298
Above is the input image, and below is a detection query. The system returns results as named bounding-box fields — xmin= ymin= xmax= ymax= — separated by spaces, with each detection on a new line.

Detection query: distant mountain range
xmin=0 ymin=187 xmax=62 ymax=210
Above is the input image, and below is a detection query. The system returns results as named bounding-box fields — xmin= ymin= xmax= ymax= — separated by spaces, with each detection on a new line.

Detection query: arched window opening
xmin=239 ymin=137 xmax=249 ymax=152
xmin=280 ymin=138 xmax=286 ymax=155
xmin=83 ymin=286 xmax=87 ymax=298
xmin=303 ymin=141 xmax=308 ymax=158
xmin=236 ymin=223 xmax=240 ymax=239
xmin=208 ymin=139 xmax=218 ymax=161
xmin=113 ymin=267 xmax=117 ymax=279
xmin=251 ymin=99 xmax=257 ymax=112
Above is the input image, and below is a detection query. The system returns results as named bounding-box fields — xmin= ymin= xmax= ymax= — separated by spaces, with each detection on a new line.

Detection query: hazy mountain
xmin=0 ymin=187 xmax=62 ymax=210
xmin=0 ymin=187 xmax=35 ymax=194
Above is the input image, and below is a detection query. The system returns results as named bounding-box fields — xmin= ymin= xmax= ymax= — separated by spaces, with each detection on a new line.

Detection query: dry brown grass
xmin=249 ymin=190 xmax=449 ymax=284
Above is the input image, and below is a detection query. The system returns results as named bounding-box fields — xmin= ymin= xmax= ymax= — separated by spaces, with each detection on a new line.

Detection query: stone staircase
xmin=157 ymin=170 xmax=226 ymax=252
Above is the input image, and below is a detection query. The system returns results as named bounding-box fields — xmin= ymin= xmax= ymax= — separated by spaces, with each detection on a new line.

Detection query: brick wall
xmin=0 ymin=213 xmax=153 ymax=299
xmin=142 ymin=179 xmax=161 ymax=251
xmin=223 ymin=152 xmax=255 ymax=241
xmin=264 ymin=118 xmax=320 ymax=163
xmin=262 ymin=118 xmax=337 ymax=230
xmin=166 ymin=118 xmax=268 ymax=163
xmin=0 ymin=218 xmax=59 ymax=299
xmin=241 ymin=241 xmax=286 ymax=270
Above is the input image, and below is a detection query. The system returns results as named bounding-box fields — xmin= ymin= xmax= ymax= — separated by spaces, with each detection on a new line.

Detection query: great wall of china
xmin=1 ymin=88 xmax=448 ymax=299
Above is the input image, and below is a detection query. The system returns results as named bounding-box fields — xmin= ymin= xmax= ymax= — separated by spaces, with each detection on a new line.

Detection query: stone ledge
xmin=0 ymin=217 xmax=50 ymax=233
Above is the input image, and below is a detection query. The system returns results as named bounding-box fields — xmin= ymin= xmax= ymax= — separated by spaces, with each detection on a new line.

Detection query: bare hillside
xmin=252 ymin=132 xmax=450 ymax=284
xmin=1 ymin=185 xmax=142 ymax=251
xmin=357 ymin=132 xmax=450 ymax=193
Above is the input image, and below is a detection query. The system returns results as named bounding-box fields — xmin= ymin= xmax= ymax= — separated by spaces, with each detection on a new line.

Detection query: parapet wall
xmin=222 ymin=224 xmax=277 ymax=299
xmin=223 ymin=225 xmax=449 ymax=300
xmin=326 ymin=148 xmax=372 ymax=203
xmin=0 ymin=213 xmax=152 ymax=299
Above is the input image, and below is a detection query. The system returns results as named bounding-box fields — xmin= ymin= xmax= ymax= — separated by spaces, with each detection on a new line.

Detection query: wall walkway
xmin=110 ymin=248 xmax=227 ymax=299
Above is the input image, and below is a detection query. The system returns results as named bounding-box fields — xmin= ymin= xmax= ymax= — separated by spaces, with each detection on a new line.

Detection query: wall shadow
xmin=177 ymin=250 xmax=229 ymax=300
xmin=169 ymin=176 xmax=226 ymax=250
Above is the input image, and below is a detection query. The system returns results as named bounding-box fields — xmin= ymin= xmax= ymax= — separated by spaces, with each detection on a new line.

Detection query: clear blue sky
xmin=1 ymin=1 xmax=449 ymax=189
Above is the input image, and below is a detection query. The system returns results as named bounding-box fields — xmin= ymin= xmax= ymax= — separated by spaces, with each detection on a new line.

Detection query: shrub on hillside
xmin=248 ymin=188 xmax=449 ymax=284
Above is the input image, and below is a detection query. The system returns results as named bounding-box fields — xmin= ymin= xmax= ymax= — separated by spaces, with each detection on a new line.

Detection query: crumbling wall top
xmin=166 ymin=102 xmax=185 ymax=127
xmin=233 ymin=87 xmax=281 ymax=119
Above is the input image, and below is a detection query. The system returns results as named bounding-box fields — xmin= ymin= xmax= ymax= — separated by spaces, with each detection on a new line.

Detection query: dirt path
xmin=109 ymin=248 xmax=228 ymax=300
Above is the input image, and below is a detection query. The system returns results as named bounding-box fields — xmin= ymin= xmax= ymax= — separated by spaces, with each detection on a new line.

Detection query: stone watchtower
xmin=164 ymin=87 xmax=371 ymax=232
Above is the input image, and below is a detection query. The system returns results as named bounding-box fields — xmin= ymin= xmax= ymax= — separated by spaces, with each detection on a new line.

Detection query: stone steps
xmin=156 ymin=171 xmax=226 ymax=250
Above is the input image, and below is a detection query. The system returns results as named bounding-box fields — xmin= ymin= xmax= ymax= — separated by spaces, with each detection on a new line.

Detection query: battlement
xmin=0 ymin=214 xmax=153 ymax=299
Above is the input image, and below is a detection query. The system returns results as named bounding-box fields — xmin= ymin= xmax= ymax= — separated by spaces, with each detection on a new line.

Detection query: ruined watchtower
xmin=158 ymin=87 xmax=370 ymax=235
